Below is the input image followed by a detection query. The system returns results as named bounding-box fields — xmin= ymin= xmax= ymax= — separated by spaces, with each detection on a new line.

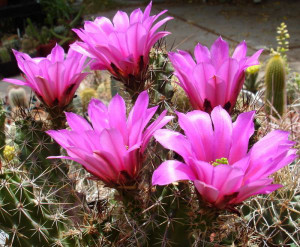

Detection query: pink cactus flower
xmin=152 ymin=106 xmax=297 ymax=209
xmin=47 ymin=91 xmax=173 ymax=187
xmin=4 ymin=44 xmax=88 ymax=108
xmin=71 ymin=1 xmax=172 ymax=85
xmin=169 ymin=37 xmax=263 ymax=113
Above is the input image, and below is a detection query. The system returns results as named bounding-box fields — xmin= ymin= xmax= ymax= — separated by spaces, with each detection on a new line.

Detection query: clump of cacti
xmin=265 ymin=54 xmax=286 ymax=117
xmin=0 ymin=3 xmax=298 ymax=247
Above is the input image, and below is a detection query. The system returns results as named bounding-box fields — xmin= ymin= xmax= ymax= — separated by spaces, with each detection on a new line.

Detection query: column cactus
xmin=265 ymin=54 xmax=286 ymax=117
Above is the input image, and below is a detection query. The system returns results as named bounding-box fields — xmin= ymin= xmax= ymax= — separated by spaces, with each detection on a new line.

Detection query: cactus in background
xmin=244 ymin=64 xmax=261 ymax=94
xmin=79 ymin=88 xmax=97 ymax=112
xmin=241 ymin=190 xmax=300 ymax=246
xmin=8 ymin=87 xmax=28 ymax=108
xmin=265 ymin=55 xmax=286 ymax=117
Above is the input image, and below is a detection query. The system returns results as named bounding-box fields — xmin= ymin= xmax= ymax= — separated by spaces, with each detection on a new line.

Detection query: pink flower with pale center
xmin=152 ymin=106 xmax=297 ymax=209
xmin=169 ymin=37 xmax=263 ymax=113
xmin=71 ymin=1 xmax=172 ymax=83
xmin=47 ymin=91 xmax=173 ymax=187
xmin=4 ymin=44 xmax=88 ymax=108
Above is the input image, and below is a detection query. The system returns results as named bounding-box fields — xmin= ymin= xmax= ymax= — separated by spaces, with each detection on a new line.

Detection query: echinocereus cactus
xmin=168 ymin=37 xmax=263 ymax=113
xmin=71 ymin=1 xmax=172 ymax=96
xmin=47 ymin=91 xmax=173 ymax=187
xmin=4 ymin=44 xmax=88 ymax=110
xmin=152 ymin=106 xmax=297 ymax=209
xmin=265 ymin=54 xmax=286 ymax=117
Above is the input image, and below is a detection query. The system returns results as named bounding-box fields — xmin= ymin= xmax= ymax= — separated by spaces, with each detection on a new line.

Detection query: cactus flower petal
xmin=169 ymin=38 xmax=263 ymax=113
xmin=152 ymin=160 xmax=196 ymax=185
xmin=4 ymin=44 xmax=88 ymax=108
xmin=47 ymin=91 xmax=173 ymax=187
xmin=71 ymin=1 xmax=172 ymax=84
xmin=152 ymin=106 xmax=297 ymax=209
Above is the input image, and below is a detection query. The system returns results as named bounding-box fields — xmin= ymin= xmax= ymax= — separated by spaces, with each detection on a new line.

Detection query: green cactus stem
xmin=0 ymin=103 xmax=6 ymax=158
xmin=265 ymin=55 xmax=286 ymax=117
xmin=0 ymin=169 xmax=78 ymax=247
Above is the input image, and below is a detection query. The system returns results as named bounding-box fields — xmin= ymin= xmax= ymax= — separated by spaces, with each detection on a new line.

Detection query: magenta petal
xmin=194 ymin=180 xmax=219 ymax=203
xmin=127 ymin=91 xmax=149 ymax=129
xmin=99 ymin=129 xmax=127 ymax=170
xmin=127 ymin=91 xmax=149 ymax=146
xmin=229 ymin=111 xmax=255 ymax=164
xmin=217 ymin=58 xmax=239 ymax=103
xmin=210 ymin=37 xmax=229 ymax=69
xmin=65 ymin=112 xmax=92 ymax=131
xmin=88 ymin=99 xmax=109 ymax=132
xmin=46 ymin=130 xmax=71 ymax=149
xmin=113 ymin=11 xmax=129 ymax=31
xmin=141 ymin=110 xmax=174 ymax=153
xmin=210 ymin=106 xmax=233 ymax=160
xmin=212 ymin=165 xmax=244 ymax=195
xmin=234 ymin=179 xmax=281 ymax=203
xmin=194 ymin=43 xmax=211 ymax=63
xmin=177 ymin=110 xmax=214 ymax=162
xmin=152 ymin=160 xmax=196 ymax=185
xmin=2 ymin=78 xmax=28 ymax=86
xmin=47 ymin=44 xmax=64 ymax=62
xmin=154 ymin=129 xmax=193 ymax=161
xmin=244 ymin=49 xmax=263 ymax=68
xmin=232 ymin=41 xmax=247 ymax=61
xmin=108 ymin=94 xmax=128 ymax=143
xmin=4 ymin=44 xmax=87 ymax=109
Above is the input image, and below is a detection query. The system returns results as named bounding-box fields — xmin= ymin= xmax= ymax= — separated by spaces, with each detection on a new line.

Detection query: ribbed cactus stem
xmin=265 ymin=55 xmax=286 ymax=117
xmin=0 ymin=170 xmax=77 ymax=247
xmin=0 ymin=103 xmax=5 ymax=158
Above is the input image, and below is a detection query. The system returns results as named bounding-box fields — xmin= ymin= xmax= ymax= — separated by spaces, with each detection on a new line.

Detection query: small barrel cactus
xmin=79 ymin=87 xmax=97 ymax=112
xmin=265 ymin=55 xmax=286 ymax=117
xmin=3 ymin=145 xmax=15 ymax=162
xmin=244 ymin=64 xmax=261 ymax=94
xmin=8 ymin=87 xmax=28 ymax=108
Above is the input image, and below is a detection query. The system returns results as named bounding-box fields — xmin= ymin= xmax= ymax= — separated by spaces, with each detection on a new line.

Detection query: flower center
xmin=211 ymin=157 xmax=229 ymax=167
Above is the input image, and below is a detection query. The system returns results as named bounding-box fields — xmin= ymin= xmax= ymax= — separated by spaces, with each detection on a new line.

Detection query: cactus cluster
xmin=0 ymin=5 xmax=298 ymax=246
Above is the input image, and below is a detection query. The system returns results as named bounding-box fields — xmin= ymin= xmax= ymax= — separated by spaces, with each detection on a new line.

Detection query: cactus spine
xmin=0 ymin=103 xmax=5 ymax=158
xmin=265 ymin=55 xmax=286 ymax=117
xmin=241 ymin=191 xmax=300 ymax=246
xmin=0 ymin=169 xmax=78 ymax=247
